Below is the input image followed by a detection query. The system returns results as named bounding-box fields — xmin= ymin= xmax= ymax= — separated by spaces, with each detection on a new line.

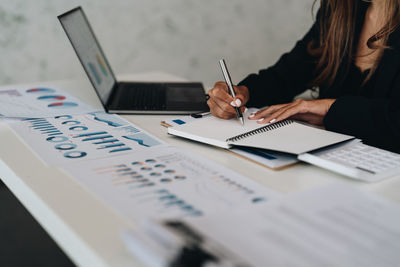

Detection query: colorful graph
xmin=128 ymin=158 xmax=186 ymax=186
xmin=96 ymin=54 xmax=108 ymax=76
xmin=23 ymin=117 xmax=87 ymax=159
xmin=26 ymin=88 xmax=56 ymax=93
xmin=155 ymin=164 xmax=166 ymax=168
xmin=96 ymin=162 xmax=202 ymax=215
xmin=88 ymin=62 xmax=102 ymax=85
xmin=90 ymin=112 xmax=127 ymax=127
xmin=73 ymin=131 xmax=132 ymax=153
xmin=174 ymin=175 xmax=186 ymax=180
xmin=119 ymin=126 xmax=141 ymax=134
xmin=25 ymin=118 xmax=63 ymax=136
xmin=90 ymin=158 xmax=187 ymax=186
xmin=48 ymin=102 xmax=78 ymax=108
xmin=37 ymin=95 xmax=66 ymax=101
xmin=122 ymin=133 xmax=161 ymax=147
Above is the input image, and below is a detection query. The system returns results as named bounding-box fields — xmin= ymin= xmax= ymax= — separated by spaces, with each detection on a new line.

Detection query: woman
xmin=207 ymin=0 xmax=400 ymax=153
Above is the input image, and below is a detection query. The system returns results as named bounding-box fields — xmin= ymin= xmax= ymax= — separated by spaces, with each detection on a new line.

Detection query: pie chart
xmin=26 ymin=88 xmax=56 ymax=93
xmin=48 ymin=102 xmax=78 ymax=108
xmin=37 ymin=95 xmax=66 ymax=101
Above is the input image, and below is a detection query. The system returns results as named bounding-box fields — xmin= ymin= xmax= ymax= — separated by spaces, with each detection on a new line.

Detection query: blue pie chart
xmin=37 ymin=95 xmax=66 ymax=101
xmin=48 ymin=102 xmax=78 ymax=108
xmin=26 ymin=88 xmax=56 ymax=93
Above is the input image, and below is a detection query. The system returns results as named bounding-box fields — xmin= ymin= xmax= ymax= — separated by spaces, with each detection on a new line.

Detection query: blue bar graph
xmin=93 ymin=139 xmax=119 ymax=145
xmin=97 ymin=143 xmax=126 ymax=149
xmin=110 ymin=147 xmax=132 ymax=153
xmin=48 ymin=133 xmax=63 ymax=136
xmin=40 ymin=127 xmax=58 ymax=132
xmin=73 ymin=130 xmax=132 ymax=154
xmin=82 ymin=135 xmax=113 ymax=141
xmin=32 ymin=125 xmax=54 ymax=129
xmin=42 ymin=130 xmax=62 ymax=134
xmin=73 ymin=131 xmax=108 ymax=138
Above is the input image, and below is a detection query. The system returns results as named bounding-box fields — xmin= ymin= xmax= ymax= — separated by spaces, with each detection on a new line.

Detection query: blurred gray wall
xmin=1 ymin=0 xmax=314 ymax=88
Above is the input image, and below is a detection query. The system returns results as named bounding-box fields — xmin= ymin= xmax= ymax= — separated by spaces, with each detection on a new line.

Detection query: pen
xmin=191 ymin=111 xmax=211 ymax=118
xmin=218 ymin=59 xmax=244 ymax=125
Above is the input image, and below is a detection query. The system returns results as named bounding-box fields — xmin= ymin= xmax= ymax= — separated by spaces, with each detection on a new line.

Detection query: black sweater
xmin=238 ymin=2 xmax=400 ymax=153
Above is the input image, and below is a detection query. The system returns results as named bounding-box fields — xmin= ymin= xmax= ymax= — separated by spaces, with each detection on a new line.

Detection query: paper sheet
xmin=230 ymin=147 xmax=298 ymax=169
xmin=62 ymin=145 xmax=280 ymax=222
xmin=162 ymin=115 xmax=197 ymax=127
xmin=163 ymin=111 xmax=298 ymax=169
xmin=165 ymin=184 xmax=400 ymax=267
xmin=168 ymin=108 xmax=264 ymax=146
xmin=9 ymin=112 xmax=166 ymax=166
xmin=0 ymin=85 xmax=98 ymax=118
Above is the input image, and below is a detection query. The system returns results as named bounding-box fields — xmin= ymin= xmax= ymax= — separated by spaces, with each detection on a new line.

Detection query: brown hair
xmin=308 ymin=0 xmax=400 ymax=87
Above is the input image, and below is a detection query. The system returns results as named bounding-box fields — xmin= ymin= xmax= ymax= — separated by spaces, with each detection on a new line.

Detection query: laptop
xmin=58 ymin=7 xmax=208 ymax=114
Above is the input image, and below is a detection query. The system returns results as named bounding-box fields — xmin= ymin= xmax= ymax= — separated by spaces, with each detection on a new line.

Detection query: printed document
xmin=131 ymin=184 xmax=400 ymax=267
xmin=10 ymin=112 xmax=165 ymax=166
xmin=0 ymin=85 xmax=97 ymax=118
xmin=62 ymin=145 xmax=280 ymax=222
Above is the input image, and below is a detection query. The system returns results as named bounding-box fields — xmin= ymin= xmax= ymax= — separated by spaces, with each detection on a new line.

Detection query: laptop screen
xmin=58 ymin=7 xmax=116 ymax=106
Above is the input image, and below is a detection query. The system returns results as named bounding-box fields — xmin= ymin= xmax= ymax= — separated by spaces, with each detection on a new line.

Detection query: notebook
xmin=167 ymin=110 xmax=354 ymax=155
xmin=161 ymin=114 xmax=299 ymax=170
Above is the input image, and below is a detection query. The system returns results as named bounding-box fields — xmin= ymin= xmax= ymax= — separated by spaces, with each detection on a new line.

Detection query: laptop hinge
xmin=105 ymin=82 xmax=120 ymax=109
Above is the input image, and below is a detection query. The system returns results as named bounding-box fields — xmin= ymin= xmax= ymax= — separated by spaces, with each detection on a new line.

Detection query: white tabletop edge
xmin=0 ymin=159 xmax=106 ymax=267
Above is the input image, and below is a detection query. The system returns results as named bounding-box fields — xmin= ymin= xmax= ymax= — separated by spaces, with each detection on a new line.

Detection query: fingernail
xmin=230 ymin=101 xmax=236 ymax=107
xmin=257 ymin=118 xmax=264 ymax=122
xmin=235 ymin=99 xmax=241 ymax=107
xmin=249 ymin=112 xmax=255 ymax=118
xmin=269 ymin=119 xmax=276 ymax=123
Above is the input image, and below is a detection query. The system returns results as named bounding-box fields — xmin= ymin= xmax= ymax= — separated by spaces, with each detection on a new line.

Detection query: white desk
xmin=1 ymin=72 xmax=400 ymax=267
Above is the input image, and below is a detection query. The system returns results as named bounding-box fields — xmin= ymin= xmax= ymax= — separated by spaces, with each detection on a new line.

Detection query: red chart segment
xmin=48 ymin=102 xmax=78 ymax=108
xmin=26 ymin=88 xmax=56 ymax=93
xmin=37 ymin=95 xmax=67 ymax=101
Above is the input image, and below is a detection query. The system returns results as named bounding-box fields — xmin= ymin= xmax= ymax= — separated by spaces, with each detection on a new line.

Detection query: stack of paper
xmin=124 ymin=184 xmax=400 ymax=267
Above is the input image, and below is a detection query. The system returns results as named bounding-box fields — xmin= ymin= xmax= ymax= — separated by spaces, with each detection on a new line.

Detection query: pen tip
xmin=240 ymin=117 xmax=244 ymax=125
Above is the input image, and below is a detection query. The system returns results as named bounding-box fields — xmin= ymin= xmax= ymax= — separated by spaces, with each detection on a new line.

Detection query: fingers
xmin=207 ymin=82 xmax=248 ymax=119
xmin=208 ymin=82 xmax=233 ymax=103
xmin=248 ymin=104 xmax=288 ymax=120
xmin=261 ymin=101 xmax=306 ymax=124
xmin=246 ymin=99 xmax=333 ymax=125
xmin=251 ymin=99 xmax=309 ymax=124
xmin=207 ymin=97 xmax=236 ymax=119
xmin=231 ymin=85 xmax=249 ymax=108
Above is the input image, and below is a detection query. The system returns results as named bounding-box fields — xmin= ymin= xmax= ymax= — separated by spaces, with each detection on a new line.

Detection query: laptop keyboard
xmin=119 ymin=83 xmax=167 ymax=110
xmin=319 ymin=142 xmax=400 ymax=174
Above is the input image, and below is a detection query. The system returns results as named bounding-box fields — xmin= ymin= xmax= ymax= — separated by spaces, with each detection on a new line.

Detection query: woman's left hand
xmin=249 ymin=99 xmax=336 ymax=126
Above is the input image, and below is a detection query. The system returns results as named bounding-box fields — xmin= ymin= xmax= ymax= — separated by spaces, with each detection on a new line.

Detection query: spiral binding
xmin=226 ymin=119 xmax=294 ymax=142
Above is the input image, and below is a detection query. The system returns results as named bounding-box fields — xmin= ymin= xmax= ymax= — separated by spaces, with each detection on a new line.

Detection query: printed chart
xmin=63 ymin=146 xmax=280 ymax=222
xmin=0 ymin=85 xmax=97 ymax=118
xmin=10 ymin=112 xmax=166 ymax=166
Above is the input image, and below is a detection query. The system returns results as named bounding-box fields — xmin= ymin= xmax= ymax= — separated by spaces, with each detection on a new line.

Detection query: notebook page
xmin=228 ymin=122 xmax=353 ymax=154
xmin=167 ymin=109 xmax=264 ymax=148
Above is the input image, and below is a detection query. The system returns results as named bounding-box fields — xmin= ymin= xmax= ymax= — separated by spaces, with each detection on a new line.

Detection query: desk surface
xmin=1 ymin=72 xmax=400 ymax=267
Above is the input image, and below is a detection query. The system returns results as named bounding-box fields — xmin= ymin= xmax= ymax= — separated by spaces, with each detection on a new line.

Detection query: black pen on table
xmin=218 ymin=59 xmax=244 ymax=125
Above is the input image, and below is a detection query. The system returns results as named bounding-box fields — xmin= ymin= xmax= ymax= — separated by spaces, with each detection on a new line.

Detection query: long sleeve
xmin=324 ymin=95 xmax=400 ymax=153
xmin=238 ymin=14 xmax=320 ymax=107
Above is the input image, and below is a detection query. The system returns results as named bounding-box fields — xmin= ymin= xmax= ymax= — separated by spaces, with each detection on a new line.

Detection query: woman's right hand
xmin=207 ymin=81 xmax=250 ymax=119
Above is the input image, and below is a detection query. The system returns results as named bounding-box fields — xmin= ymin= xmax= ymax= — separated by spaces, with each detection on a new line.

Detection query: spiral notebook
xmin=167 ymin=111 xmax=354 ymax=155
